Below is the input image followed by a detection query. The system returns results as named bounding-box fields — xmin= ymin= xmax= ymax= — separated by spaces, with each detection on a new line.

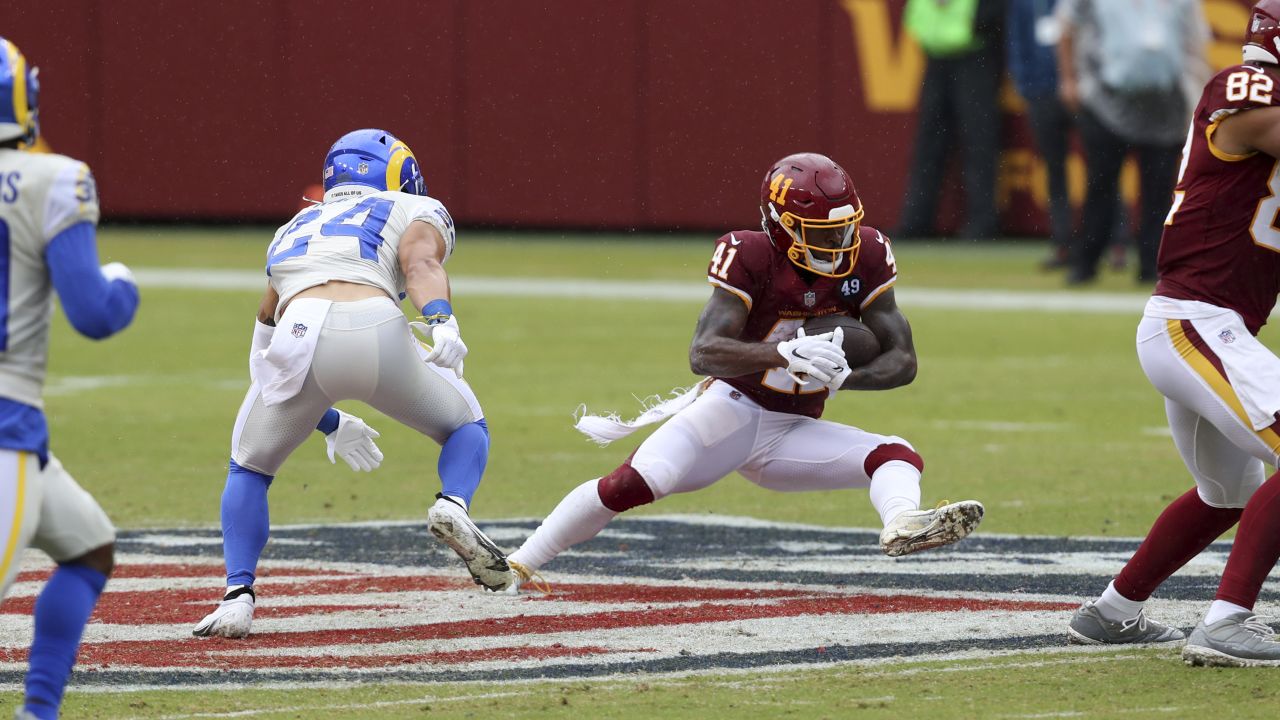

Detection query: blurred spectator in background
xmin=1057 ymin=0 xmax=1210 ymax=285
xmin=1007 ymin=0 xmax=1072 ymax=269
xmin=898 ymin=0 xmax=1006 ymax=240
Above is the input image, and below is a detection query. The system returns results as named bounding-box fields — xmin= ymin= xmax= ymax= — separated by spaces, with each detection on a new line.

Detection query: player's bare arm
xmin=256 ymin=283 xmax=280 ymax=326
xmin=688 ymin=288 xmax=789 ymax=377
xmin=843 ymin=288 xmax=917 ymax=391
xmin=399 ymin=218 xmax=466 ymax=376
xmin=1214 ymin=103 xmax=1280 ymax=158
xmin=398 ymin=220 xmax=451 ymax=312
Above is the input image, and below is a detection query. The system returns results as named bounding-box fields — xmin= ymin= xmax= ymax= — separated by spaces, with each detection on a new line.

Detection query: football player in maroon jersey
xmin=1068 ymin=0 xmax=1280 ymax=666
xmin=502 ymin=153 xmax=984 ymax=590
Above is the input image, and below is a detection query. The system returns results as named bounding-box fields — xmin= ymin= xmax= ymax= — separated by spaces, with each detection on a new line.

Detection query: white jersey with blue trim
xmin=0 ymin=149 xmax=99 ymax=408
xmin=266 ymin=188 xmax=456 ymax=319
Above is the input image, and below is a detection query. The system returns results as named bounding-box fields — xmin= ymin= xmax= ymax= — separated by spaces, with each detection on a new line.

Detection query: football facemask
xmin=777 ymin=203 xmax=863 ymax=278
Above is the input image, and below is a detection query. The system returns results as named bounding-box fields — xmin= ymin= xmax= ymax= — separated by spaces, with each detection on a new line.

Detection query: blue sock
xmin=438 ymin=419 xmax=489 ymax=507
xmin=23 ymin=563 xmax=107 ymax=720
xmin=222 ymin=460 xmax=273 ymax=587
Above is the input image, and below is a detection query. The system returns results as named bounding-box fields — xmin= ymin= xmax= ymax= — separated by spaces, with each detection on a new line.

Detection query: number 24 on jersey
xmin=266 ymin=197 xmax=394 ymax=274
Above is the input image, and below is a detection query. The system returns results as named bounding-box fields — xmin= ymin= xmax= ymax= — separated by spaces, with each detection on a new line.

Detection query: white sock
xmin=508 ymin=479 xmax=618 ymax=571
xmin=443 ymin=494 xmax=469 ymax=512
xmin=1094 ymin=580 xmax=1144 ymax=621
xmin=1204 ymin=599 xmax=1251 ymax=625
xmin=869 ymin=461 xmax=921 ymax=526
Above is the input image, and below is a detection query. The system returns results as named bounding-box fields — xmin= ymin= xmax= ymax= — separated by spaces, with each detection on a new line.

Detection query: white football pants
xmin=508 ymin=380 xmax=920 ymax=571
xmin=631 ymin=380 xmax=915 ymax=498
xmin=1137 ymin=314 xmax=1280 ymax=508
xmin=231 ymin=297 xmax=483 ymax=475
xmin=0 ymin=450 xmax=115 ymax=597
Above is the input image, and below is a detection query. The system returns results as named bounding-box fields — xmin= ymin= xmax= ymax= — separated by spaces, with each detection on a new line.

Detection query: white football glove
xmin=821 ymin=327 xmax=853 ymax=392
xmin=325 ymin=409 xmax=384 ymax=472
xmin=776 ymin=328 xmax=847 ymax=385
xmin=414 ymin=316 xmax=468 ymax=377
xmin=100 ymin=261 xmax=136 ymax=286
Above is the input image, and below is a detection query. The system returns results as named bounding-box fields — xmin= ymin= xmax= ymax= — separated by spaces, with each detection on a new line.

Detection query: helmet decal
xmin=384 ymin=140 xmax=424 ymax=195
xmin=322 ymin=129 xmax=427 ymax=200
xmin=768 ymin=173 xmax=794 ymax=205
xmin=759 ymin=153 xmax=863 ymax=278
xmin=0 ymin=38 xmax=39 ymax=146
xmin=1244 ymin=0 xmax=1280 ymax=64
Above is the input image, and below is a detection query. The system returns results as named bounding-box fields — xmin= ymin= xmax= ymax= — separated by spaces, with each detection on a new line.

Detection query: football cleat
xmin=879 ymin=500 xmax=984 ymax=557
xmin=1067 ymin=601 xmax=1185 ymax=645
xmin=192 ymin=585 xmax=256 ymax=638
xmin=505 ymin=560 xmax=551 ymax=595
xmin=427 ymin=495 xmax=513 ymax=591
xmin=1183 ymin=612 xmax=1280 ymax=667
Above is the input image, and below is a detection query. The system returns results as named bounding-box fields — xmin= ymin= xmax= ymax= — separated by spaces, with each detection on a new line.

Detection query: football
xmin=803 ymin=314 xmax=881 ymax=368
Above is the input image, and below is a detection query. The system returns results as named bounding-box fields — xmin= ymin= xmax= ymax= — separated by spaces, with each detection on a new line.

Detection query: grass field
xmin=15 ymin=227 xmax=1280 ymax=717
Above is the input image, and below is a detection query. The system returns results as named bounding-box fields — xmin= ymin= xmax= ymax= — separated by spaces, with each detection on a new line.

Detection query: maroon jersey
xmin=705 ymin=227 xmax=897 ymax=418
xmin=1156 ymin=64 xmax=1280 ymax=335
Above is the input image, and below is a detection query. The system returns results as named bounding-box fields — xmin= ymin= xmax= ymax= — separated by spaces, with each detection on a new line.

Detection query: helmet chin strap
xmin=804 ymin=248 xmax=838 ymax=274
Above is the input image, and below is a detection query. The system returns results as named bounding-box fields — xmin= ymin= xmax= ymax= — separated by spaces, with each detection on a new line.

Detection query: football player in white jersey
xmin=193 ymin=129 xmax=510 ymax=639
xmin=0 ymin=39 xmax=139 ymax=720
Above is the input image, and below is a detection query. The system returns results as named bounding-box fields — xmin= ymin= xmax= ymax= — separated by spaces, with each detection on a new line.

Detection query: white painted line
xmin=929 ymin=420 xmax=1071 ymax=433
xmin=131 ymin=268 xmax=1154 ymax=315
xmin=154 ymin=690 xmax=523 ymax=719
xmin=142 ymin=652 xmax=1166 ymax=718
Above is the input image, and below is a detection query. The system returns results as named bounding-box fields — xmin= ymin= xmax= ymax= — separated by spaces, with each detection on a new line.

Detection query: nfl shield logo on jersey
xmin=292 ymin=323 xmax=308 ymax=339
xmin=803 ymin=291 xmax=816 ymax=308
xmin=1219 ymin=329 xmax=1236 ymax=344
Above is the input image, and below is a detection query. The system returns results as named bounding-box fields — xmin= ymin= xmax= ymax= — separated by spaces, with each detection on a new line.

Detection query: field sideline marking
xmin=131 ymin=268 xmax=1153 ymax=315
xmin=73 ymin=647 xmax=1158 ymax=697
xmin=153 ymin=690 xmax=523 ymax=719
xmin=135 ymin=652 xmax=1158 ymax=718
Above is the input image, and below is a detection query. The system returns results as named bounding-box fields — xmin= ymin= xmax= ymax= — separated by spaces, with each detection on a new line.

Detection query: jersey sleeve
xmin=856 ymin=228 xmax=898 ymax=309
xmin=706 ymin=232 xmax=760 ymax=310
xmin=1206 ymin=66 xmax=1277 ymax=119
xmin=1202 ymin=66 xmax=1277 ymax=161
xmin=42 ymin=160 xmax=99 ymax=243
xmin=404 ymin=196 xmax=457 ymax=262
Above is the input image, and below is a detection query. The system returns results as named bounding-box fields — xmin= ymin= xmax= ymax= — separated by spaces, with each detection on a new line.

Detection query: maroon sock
xmin=1113 ymin=487 xmax=1242 ymax=601
xmin=1216 ymin=469 xmax=1280 ymax=607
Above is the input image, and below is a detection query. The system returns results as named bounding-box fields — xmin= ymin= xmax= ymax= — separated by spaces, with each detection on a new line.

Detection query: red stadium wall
xmin=1 ymin=0 xmax=1258 ymax=235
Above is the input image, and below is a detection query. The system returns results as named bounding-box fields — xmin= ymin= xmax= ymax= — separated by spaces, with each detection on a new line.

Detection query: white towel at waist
xmin=249 ymin=298 xmax=332 ymax=406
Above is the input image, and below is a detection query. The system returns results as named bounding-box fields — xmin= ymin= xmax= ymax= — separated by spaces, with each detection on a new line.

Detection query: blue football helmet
xmin=322 ymin=129 xmax=425 ymax=198
xmin=0 ymin=38 xmax=39 ymax=146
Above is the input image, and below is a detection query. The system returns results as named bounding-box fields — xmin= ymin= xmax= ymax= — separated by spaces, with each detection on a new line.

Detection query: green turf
xmin=28 ymin=229 xmax=1280 ymax=718
xmin=40 ymin=649 xmax=1280 ymax=719
xmin=46 ymin=280 xmax=1178 ymax=535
